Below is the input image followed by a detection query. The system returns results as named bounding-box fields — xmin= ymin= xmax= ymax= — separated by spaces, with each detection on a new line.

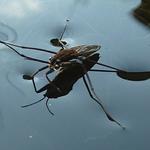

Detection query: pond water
xmin=0 ymin=0 xmax=150 ymax=150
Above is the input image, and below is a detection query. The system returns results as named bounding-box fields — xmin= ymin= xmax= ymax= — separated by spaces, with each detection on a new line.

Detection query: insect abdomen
xmin=45 ymin=53 xmax=100 ymax=98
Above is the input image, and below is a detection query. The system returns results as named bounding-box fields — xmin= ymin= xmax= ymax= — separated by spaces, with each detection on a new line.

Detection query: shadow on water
xmin=133 ymin=0 xmax=150 ymax=27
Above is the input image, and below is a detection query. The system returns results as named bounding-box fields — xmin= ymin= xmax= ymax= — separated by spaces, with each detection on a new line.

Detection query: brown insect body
xmin=42 ymin=53 xmax=99 ymax=98
xmin=49 ymin=45 xmax=100 ymax=69
xmin=50 ymin=49 xmax=78 ymax=64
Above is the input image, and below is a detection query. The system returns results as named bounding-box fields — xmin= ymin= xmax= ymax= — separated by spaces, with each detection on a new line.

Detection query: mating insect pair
xmin=0 ymin=39 xmax=125 ymax=129
xmin=0 ymin=22 xmax=150 ymax=130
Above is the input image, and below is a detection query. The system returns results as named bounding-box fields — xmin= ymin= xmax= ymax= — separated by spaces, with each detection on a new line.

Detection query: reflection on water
xmin=0 ymin=32 xmax=8 ymax=41
xmin=0 ymin=22 xmax=17 ymax=44
xmin=133 ymin=0 xmax=150 ymax=27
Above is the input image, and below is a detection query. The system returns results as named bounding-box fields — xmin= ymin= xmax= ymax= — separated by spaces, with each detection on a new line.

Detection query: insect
xmin=1 ymin=40 xmax=150 ymax=129
xmin=0 ymin=20 xmax=150 ymax=129
xmin=22 ymin=52 xmax=126 ymax=129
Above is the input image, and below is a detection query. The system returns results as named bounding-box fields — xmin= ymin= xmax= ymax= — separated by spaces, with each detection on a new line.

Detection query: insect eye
xmin=55 ymin=64 xmax=60 ymax=70
xmin=49 ymin=58 xmax=52 ymax=62
xmin=56 ymin=59 xmax=61 ymax=64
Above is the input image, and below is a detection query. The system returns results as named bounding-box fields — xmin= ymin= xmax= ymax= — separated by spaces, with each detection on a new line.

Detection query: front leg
xmin=45 ymin=70 xmax=63 ymax=94
xmin=0 ymin=41 xmax=49 ymax=64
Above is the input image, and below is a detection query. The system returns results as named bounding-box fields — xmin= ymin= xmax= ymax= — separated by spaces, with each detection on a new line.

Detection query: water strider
xmin=1 ymin=20 xmax=150 ymax=129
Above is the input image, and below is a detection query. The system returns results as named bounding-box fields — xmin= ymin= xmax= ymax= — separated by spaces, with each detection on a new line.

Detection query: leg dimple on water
xmin=0 ymin=22 xmax=17 ymax=48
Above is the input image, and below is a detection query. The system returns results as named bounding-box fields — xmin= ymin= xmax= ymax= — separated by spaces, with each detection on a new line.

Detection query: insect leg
xmin=21 ymin=96 xmax=46 ymax=108
xmin=22 ymin=97 xmax=54 ymax=116
xmin=21 ymin=78 xmax=49 ymax=107
xmin=59 ymin=19 xmax=69 ymax=49
xmin=45 ymin=70 xmax=63 ymax=94
xmin=45 ymin=70 xmax=54 ymax=82
xmin=31 ymin=75 xmax=46 ymax=93
xmin=24 ymin=73 xmax=48 ymax=93
xmin=1 ymin=42 xmax=49 ymax=64
xmin=82 ymin=74 xmax=125 ymax=129
xmin=90 ymin=69 xmax=117 ymax=72
xmin=0 ymin=40 xmax=57 ymax=54
xmin=96 ymin=62 xmax=121 ymax=71
xmin=46 ymin=98 xmax=54 ymax=115
xmin=31 ymin=65 xmax=50 ymax=77
xmin=25 ymin=67 xmax=63 ymax=94
xmin=59 ymin=19 xmax=69 ymax=40
xmin=87 ymin=58 xmax=123 ymax=71
xmin=50 ymin=19 xmax=69 ymax=49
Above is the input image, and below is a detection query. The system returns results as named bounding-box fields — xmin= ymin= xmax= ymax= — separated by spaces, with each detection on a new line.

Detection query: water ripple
xmin=0 ymin=22 xmax=17 ymax=48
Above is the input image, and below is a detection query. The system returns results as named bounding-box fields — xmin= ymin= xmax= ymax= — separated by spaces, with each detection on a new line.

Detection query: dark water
xmin=0 ymin=0 xmax=150 ymax=150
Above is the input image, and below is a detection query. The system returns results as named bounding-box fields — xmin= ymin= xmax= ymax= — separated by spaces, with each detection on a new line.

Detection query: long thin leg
xmin=24 ymin=67 xmax=63 ymax=94
xmin=59 ymin=19 xmax=69 ymax=49
xmin=23 ymin=73 xmax=49 ymax=94
xmin=31 ymin=65 xmax=49 ymax=77
xmin=21 ymin=96 xmax=46 ymax=108
xmin=50 ymin=19 xmax=69 ymax=49
xmin=0 ymin=40 xmax=57 ymax=54
xmin=45 ymin=70 xmax=55 ymax=82
xmin=90 ymin=69 xmax=117 ymax=73
xmin=96 ymin=62 xmax=121 ymax=71
xmin=85 ymin=73 xmax=125 ymax=129
xmin=32 ymin=70 xmax=59 ymax=115
xmin=23 ymin=65 xmax=50 ymax=90
xmin=26 ymin=68 xmax=63 ymax=96
xmin=82 ymin=75 xmax=125 ymax=129
xmin=45 ymin=70 xmax=63 ymax=94
xmin=86 ymin=58 xmax=123 ymax=71
xmin=21 ymin=77 xmax=48 ymax=107
xmin=59 ymin=19 xmax=69 ymax=40
xmin=22 ymin=72 xmax=55 ymax=115
xmin=21 ymin=97 xmax=54 ymax=116
xmin=31 ymin=76 xmax=42 ymax=93
xmin=46 ymin=98 xmax=54 ymax=115
xmin=1 ymin=42 xmax=49 ymax=64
